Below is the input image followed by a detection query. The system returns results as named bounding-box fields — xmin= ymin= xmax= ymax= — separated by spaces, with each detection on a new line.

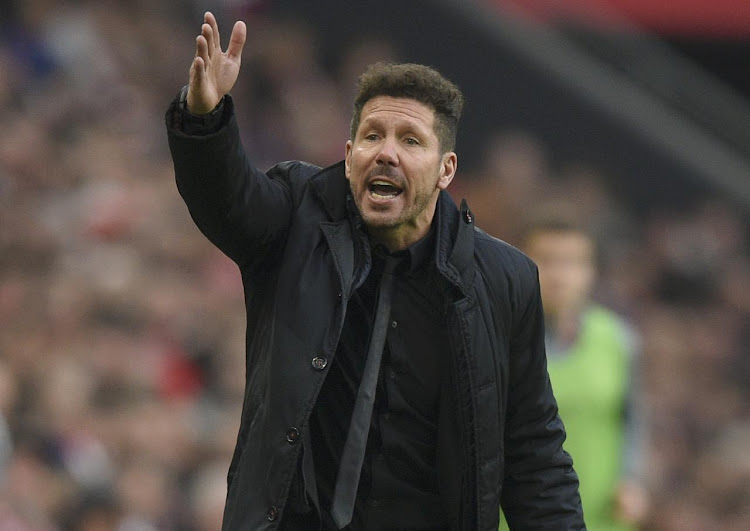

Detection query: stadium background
xmin=0 ymin=0 xmax=748 ymax=528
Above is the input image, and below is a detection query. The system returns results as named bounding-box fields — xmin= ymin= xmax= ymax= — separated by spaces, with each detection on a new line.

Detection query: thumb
xmin=227 ymin=21 xmax=247 ymax=62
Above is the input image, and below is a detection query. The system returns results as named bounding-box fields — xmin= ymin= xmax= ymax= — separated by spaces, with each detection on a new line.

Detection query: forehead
xmin=527 ymin=230 xmax=594 ymax=257
xmin=359 ymin=96 xmax=436 ymax=130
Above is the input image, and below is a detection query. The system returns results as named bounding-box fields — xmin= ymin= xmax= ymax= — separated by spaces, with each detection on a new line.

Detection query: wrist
xmin=173 ymin=86 xmax=228 ymax=135
xmin=180 ymin=85 xmax=222 ymax=116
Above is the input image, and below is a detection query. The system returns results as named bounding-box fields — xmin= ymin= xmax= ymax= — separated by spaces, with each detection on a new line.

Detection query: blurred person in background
xmin=519 ymin=212 xmax=650 ymax=530
xmin=165 ymin=11 xmax=583 ymax=531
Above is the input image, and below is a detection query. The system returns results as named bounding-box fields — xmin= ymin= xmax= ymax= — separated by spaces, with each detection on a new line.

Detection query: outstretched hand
xmin=187 ymin=12 xmax=247 ymax=115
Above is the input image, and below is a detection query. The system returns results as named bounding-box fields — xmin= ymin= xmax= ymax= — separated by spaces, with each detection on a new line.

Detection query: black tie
xmin=330 ymin=256 xmax=399 ymax=529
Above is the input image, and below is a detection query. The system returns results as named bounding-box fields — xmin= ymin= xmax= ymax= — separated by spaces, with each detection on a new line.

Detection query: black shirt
xmin=310 ymin=223 xmax=452 ymax=530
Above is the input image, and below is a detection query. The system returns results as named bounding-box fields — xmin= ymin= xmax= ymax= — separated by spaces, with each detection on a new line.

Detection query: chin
xmin=361 ymin=211 xmax=401 ymax=230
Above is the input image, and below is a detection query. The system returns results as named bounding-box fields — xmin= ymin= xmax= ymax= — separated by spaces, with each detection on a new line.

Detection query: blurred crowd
xmin=0 ymin=0 xmax=748 ymax=529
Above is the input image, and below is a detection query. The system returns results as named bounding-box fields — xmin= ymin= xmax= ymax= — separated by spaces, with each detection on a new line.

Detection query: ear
xmin=344 ymin=140 xmax=353 ymax=180
xmin=437 ymin=151 xmax=457 ymax=190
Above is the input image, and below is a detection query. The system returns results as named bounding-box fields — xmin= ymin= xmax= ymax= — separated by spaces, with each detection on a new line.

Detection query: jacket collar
xmin=309 ymin=161 xmax=349 ymax=221
xmin=434 ymin=192 xmax=476 ymax=296
xmin=310 ymin=162 xmax=476 ymax=296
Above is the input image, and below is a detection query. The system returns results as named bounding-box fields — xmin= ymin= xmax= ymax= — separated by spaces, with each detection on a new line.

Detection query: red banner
xmin=492 ymin=0 xmax=750 ymax=37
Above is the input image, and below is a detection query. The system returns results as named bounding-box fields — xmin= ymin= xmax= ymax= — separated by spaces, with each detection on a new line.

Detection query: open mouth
xmin=369 ymin=180 xmax=403 ymax=199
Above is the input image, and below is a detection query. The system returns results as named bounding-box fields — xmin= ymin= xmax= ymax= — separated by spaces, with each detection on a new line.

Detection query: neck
xmin=370 ymin=208 xmax=437 ymax=252
xmin=369 ymin=227 xmax=425 ymax=252
xmin=545 ymin=307 xmax=584 ymax=346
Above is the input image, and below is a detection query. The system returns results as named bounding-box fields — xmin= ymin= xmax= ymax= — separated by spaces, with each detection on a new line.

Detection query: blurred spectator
xmin=518 ymin=211 xmax=649 ymax=530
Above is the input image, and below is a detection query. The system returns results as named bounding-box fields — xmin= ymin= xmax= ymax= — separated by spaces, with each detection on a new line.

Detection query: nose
xmin=375 ymin=136 xmax=399 ymax=166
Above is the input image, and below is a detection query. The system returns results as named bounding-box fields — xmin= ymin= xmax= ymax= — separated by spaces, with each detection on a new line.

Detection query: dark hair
xmin=350 ymin=62 xmax=464 ymax=153
xmin=523 ymin=216 xmax=587 ymax=240
xmin=520 ymin=206 xmax=600 ymax=265
xmin=521 ymin=206 xmax=590 ymax=241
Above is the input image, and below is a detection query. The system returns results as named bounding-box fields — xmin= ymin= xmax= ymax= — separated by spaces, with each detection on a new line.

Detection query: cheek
xmin=348 ymin=152 xmax=368 ymax=178
xmin=348 ymin=173 xmax=366 ymax=195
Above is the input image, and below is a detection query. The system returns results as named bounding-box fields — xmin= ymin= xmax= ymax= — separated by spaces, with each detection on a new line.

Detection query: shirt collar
xmin=368 ymin=223 xmax=436 ymax=275
xmin=403 ymin=223 xmax=436 ymax=273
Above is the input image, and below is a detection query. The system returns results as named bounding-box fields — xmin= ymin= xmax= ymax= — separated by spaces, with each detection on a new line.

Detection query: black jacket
xmin=166 ymin=95 xmax=584 ymax=530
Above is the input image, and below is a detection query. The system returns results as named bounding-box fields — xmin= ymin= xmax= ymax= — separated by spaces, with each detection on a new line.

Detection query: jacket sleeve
xmin=500 ymin=259 xmax=585 ymax=530
xmin=165 ymin=93 xmax=293 ymax=268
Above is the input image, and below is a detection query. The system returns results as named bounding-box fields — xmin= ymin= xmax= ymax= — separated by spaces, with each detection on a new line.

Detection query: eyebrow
xmin=360 ymin=115 xmax=431 ymax=136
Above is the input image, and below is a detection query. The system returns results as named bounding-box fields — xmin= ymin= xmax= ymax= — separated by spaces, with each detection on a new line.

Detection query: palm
xmin=187 ymin=12 xmax=247 ymax=115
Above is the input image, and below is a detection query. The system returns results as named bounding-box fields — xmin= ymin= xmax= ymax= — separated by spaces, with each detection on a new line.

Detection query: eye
xmin=364 ymin=133 xmax=379 ymax=141
xmin=405 ymin=137 xmax=420 ymax=146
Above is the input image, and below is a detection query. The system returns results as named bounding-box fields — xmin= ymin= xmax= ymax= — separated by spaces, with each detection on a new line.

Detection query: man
xmin=165 ymin=12 xmax=583 ymax=530
xmin=520 ymin=215 xmax=649 ymax=530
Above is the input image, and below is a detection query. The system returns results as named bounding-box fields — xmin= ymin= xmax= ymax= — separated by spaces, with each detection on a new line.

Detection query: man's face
xmin=345 ymin=96 xmax=456 ymax=250
xmin=524 ymin=230 xmax=596 ymax=317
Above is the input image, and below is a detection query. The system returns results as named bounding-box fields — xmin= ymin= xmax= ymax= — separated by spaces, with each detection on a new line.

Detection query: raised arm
xmin=167 ymin=12 xmax=293 ymax=268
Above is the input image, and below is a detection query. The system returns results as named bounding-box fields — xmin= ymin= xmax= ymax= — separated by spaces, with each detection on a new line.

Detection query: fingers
xmin=205 ymin=12 xmax=221 ymax=52
xmin=189 ymin=52 xmax=206 ymax=105
xmin=191 ymin=56 xmax=205 ymax=85
xmin=191 ymin=34 xmax=207 ymax=93
xmin=198 ymin=12 xmax=246 ymax=62
xmin=227 ymin=21 xmax=247 ymax=61
xmin=195 ymin=33 xmax=209 ymax=68
xmin=201 ymin=24 xmax=214 ymax=57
